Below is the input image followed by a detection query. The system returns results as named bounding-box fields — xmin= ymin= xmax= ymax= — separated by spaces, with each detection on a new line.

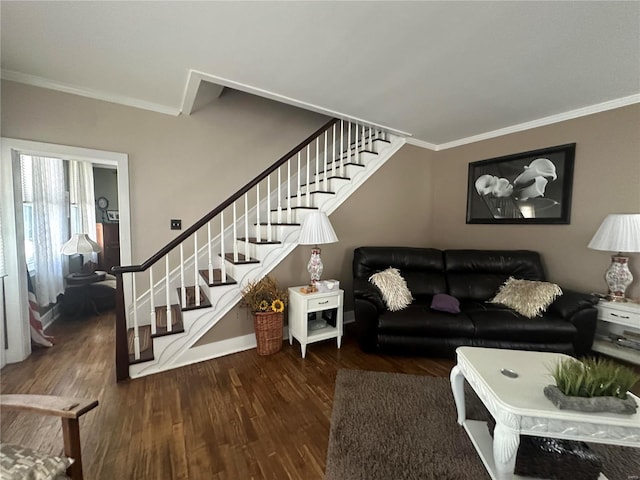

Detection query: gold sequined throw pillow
xmin=490 ymin=277 xmax=562 ymax=318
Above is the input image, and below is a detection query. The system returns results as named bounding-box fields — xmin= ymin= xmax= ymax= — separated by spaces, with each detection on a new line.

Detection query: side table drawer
xmin=597 ymin=302 xmax=640 ymax=329
xmin=308 ymin=296 xmax=340 ymax=311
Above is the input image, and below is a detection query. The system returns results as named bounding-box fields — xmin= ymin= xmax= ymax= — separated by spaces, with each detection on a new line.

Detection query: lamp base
xmin=307 ymin=246 xmax=323 ymax=285
xmin=604 ymin=254 xmax=633 ymax=302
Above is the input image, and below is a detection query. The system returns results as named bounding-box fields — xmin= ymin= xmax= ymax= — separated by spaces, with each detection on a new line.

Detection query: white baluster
xmin=132 ymin=273 xmax=140 ymax=359
xmin=315 ymin=137 xmax=320 ymax=190
xmin=267 ymin=175 xmax=272 ymax=242
xmin=207 ymin=221 xmax=213 ymax=282
xmin=150 ymin=266 xmax=156 ymax=335
xmin=332 ymin=123 xmax=337 ymax=177
xmin=220 ymin=212 xmax=227 ymax=282
xmin=244 ymin=192 xmax=250 ymax=259
xmin=296 ymin=152 xmax=302 ymax=208
xmin=323 ymin=130 xmax=328 ymax=185
xmin=287 ymin=159 xmax=292 ymax=223
xmin=256 ymin=184 xmax=261 ymax=242
xmin=360 ymin=123 xmax=365 ymax=164
xmin=341 ymin=120 xmax=345 ymax=173
xmin=194 ymin=231 xmax=200 ymax=307
xmin=277 ymin=167 xmax=282 ymax=224
xmin=347 ymin=122 xmax=352 ymax=170
xmin=306 ymin=146 xmax=311 ymax=208
xmin=232 ymin=202 xmax=238 ymax=263
xmin=180 ymin=244 xmax=186 ymax=308
xmin=165 ymin=255 xmax=171 ymax=327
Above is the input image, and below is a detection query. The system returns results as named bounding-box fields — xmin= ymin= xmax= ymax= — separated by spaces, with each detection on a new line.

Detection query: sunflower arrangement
xmin=240 ymin=275 xmax=288 ymax=313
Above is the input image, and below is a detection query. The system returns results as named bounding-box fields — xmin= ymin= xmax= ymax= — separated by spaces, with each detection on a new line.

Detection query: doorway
xmin=1 ymin=138 xmax=132 ymax=366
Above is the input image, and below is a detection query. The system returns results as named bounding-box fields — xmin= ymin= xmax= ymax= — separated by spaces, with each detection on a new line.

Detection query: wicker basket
xmin=253 ymin=312 xmax=284 ymax=356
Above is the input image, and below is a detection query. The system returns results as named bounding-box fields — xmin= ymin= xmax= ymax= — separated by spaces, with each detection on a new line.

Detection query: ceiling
xmin=2 ymin=1 xmax=639 ymax=149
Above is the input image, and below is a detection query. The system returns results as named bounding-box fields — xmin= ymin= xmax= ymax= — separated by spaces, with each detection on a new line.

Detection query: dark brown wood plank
xmin=199 ymin=268 xmax=237 ymax=287
xmin=2 ymin=311 xmax=634 ymax=479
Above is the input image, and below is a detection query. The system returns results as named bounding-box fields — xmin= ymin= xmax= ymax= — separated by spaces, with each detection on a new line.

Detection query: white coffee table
xmin=450 ymin=347 xmax=640 ymax=480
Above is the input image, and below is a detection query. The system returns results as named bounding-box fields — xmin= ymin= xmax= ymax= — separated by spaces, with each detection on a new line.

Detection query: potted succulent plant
xmin=240 ymin=276 xmax=288 ymax=355
xmin=544 ymin=357 xmax=639 ymax=414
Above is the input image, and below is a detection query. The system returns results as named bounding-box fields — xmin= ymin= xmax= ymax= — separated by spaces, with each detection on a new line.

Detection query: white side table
xmin=288 ymin=286 xmax=343 ymax=358
xmin=593 ymin=299 xmax=640 ymax=365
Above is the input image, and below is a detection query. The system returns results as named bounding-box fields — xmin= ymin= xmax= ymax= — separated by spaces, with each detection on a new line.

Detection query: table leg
xmin=449 ymin=365 xmax=466 ymax=425
xmin=493 ymin=423 xmax=519 ymax=480
xmin=301 ymin=343 xmax=307 ymax=358
xmin=337 ymin=335 xmax=342 ymax=349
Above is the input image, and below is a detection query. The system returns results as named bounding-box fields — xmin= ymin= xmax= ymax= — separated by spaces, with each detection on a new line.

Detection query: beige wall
xmin=431 ymin=104 xmax=640 ymax=299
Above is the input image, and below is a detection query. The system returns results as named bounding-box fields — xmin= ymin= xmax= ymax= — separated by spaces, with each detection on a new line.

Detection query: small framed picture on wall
xmin=107 ymin=210 xmax=119 ymax=222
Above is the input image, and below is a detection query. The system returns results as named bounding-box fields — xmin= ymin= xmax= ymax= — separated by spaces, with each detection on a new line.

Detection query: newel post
xmin=114 ymin=273 xmax=129 ymax=382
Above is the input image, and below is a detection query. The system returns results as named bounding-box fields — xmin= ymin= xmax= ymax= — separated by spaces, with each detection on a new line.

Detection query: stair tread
xmin=288 ymin=191 xmax=335 ymax=199
xmin=128 ymin=325 xmax=154 ymax=364
xmin=238 ymin=237 xmax=281 ymax=245
xmin=223 ymin=252 xmax=260 ymax=264
xmin=256 ymin=222 xmax=300 ymax=226
xmin=301 ymin=176 xmax=350 ymax=188
xmin=199 ymin=268 xmax=237 ymax=286
xmin=272 ymin=206 xmax=317 ymax=212
xmin=177 ymin=286 xmax=212 ymax=310
xmin=152 ymin=304 xmax=185 ymax=337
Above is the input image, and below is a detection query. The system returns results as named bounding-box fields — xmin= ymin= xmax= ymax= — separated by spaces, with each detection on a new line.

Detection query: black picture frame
xmin=466 ymin=143 xmax=575 ymax=224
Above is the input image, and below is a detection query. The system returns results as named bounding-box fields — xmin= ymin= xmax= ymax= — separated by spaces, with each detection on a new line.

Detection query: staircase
xmin=112 ymin=119 xmax=405 ymax=380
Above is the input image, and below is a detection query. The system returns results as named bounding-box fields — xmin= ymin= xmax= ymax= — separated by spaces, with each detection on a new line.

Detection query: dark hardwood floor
xmin=0 ymin=311 xmax=455 ymax=479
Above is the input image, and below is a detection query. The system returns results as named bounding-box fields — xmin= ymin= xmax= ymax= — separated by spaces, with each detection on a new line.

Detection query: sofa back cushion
xmin=445 ymin=250 xmax=546 ymax=301
xmin=353 ymin=247 xmax=446 ymax=300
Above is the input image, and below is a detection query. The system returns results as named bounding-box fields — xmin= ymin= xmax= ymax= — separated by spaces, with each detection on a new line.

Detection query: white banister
xmin=220 ymin=211 xmax=227 ymax=282
xmin=341 ymin=120 xmax=345 ymax=173
xmin=296 ymin=152 xmax=302 ymax=207
xmin=306 ymin=146 xmax=311 ymax=208
xmin=255 ymin=184 xmax=261 ymax=242
xmin=244 ymin=192 xmax=250 ymax=259
xmin=287 ymin=159 xmax=292 ymax=223
xmin=149 ymin=266 xmax=156 ymax=335
xmin=194 ymin=231 xmax=200 ymax=307
xmin=332 ymin=123 xmax=337 ymax=177
xmin=165 ymin=255 xmax=171 ymax=326
xmin=315 ymin=137 xmax=320 ymax=191
xmin=180 ymin=244 xmax=186 ymax=308
xmin=323 ymin=130 xmax=328 ymax=185
xmin=232 ymin=202 xmax=238 ymax=263
xmin=267 ymin=175 xmax=272 ymax=242
xmin=207 ymin=221 xmax=213 ymax=282
xmin=132 ymin=273 xmax=140 ymax=359
xmin=277 ymin=167 xmax=282 ymax=224
xmin=347 ymin=122 xmax=352 ymax=168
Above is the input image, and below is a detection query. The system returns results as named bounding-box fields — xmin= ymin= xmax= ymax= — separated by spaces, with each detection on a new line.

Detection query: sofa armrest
xmin=353 ymin=277 xmax=386 ymax=312
xmin=548 ymin=289 xmax=599 ymax=356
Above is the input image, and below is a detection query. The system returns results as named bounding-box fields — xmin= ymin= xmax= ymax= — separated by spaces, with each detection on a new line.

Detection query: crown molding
xmin=404 ymin=137 xmax=438 ymax=151
xmin=432 ymin=94 xmax=640 ymax=151
xmin=1 ymin=69 xmax=181 ymax=116
xmin=181 ymin=69 xmax=412 ymax=137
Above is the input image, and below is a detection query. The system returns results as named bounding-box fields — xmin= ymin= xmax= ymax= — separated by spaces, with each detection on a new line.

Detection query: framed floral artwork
xmin=466 ymin=143 xmax=575 ymax=224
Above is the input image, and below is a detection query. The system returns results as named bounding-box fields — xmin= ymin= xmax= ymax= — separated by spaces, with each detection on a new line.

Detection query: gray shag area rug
xmin=325 ymin=369 xmax=640 ymax=480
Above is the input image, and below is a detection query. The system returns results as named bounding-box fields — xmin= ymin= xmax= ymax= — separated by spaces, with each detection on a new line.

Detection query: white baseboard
xmin=137 ymin=309 xmax=355 ymax=378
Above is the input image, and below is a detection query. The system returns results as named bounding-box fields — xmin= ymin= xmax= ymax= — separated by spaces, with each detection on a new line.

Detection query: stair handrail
xmin=112 ymin=117 xmax=337 ymax=381
xmin=112 ymin=118 xmax=337 ymax=275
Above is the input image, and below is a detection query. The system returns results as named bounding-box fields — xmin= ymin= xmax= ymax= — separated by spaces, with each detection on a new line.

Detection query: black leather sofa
xmin=353 ymin=247 xmax=598 ymax=357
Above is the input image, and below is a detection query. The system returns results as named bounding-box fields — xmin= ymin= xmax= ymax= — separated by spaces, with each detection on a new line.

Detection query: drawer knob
xmin=318 ymin=300 xmax=329 ymax=305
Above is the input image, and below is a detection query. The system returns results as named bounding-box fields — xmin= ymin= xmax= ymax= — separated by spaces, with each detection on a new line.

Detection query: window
xmin=21 ymin=155 xmax=36 ymax=273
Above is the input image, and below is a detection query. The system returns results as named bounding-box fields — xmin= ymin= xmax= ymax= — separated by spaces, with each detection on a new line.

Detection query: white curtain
xmin=0 ymin=202 xmax=6 ymax=278
xmin=69 ymin=160 xmax=98 ymax=264
xmin=31 ymin=156 xmax=67 ymax=307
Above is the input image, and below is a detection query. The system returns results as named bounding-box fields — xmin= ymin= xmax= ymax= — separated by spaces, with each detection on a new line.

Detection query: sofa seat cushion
xmin=468 ymin=309 xmax=577 ymax=343
xmin=378 ymin=305 xmax=475 ymax=337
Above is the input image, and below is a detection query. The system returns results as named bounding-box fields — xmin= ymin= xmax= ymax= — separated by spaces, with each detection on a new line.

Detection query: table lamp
xmin=588 ymin=213 xmax=640 ymax=301
xmin=298 ymin=211 xmax=338 ymax=285
xmin=61 ymin=233 xmax=102 ymax=277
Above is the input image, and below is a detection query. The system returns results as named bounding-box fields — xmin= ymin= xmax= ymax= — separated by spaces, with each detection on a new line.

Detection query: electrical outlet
xmin=170 ymin=219 xmax=182 ymax=230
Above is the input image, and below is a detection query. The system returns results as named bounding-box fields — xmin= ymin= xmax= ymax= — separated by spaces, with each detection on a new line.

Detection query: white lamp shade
xmin=588 ymin=214 xmax=640 ymax=253
xmin=60 ymin=233 xmax=102 ymax=255
xmin=299 ymin=211 xmax=338 ymax=245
